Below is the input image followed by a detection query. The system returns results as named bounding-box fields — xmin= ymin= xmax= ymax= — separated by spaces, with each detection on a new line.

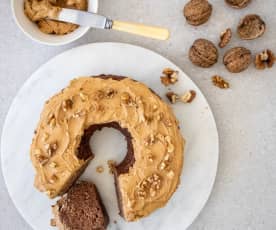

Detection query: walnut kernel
xmin=180 ymin=90 xmax=196 ymax=103
xmin=255 ymin=50 xmax=275 ymax=69
xmin=212 ymin=76 xmax=230 ymax=89
xmin=62 ymin=99 xmax=73 ymax=111
xmin=160 ymin=68 xmax=179 ymax=86
xmin=45 ymin=142 xmax=58 ymax=156
xmin=36 ymin=155 xmax=49 ymax=165
xmin=166 ymin=92 xmax=179 ymax=104
xmin=219 ymin=28 xmax=232 ymax=48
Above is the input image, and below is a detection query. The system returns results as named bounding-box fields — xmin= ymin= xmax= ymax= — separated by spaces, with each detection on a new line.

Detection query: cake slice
xmin=51 ymin=181 xmax=109 ymax=230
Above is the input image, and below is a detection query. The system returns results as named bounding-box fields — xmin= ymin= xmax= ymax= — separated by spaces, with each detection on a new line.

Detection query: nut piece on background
xmin=180 ymin=90 xmax=196 ymax=103
xmin=237 ymin=14 xmax=266 ymax=40
xmin=225 ymin=0 xmax=251 ymax=9
xmin=189 ymin=39 xmax=218 ymax=68
xmin=219 ymin=28 xmax=232 ymax=48
xmin=166 ymin=91 xmax=196 ymax=104
xmin=255 ymin=49 xmax=276 ymax=69
xmin=166 ymin=92 xmax=179 ymax=104
xmin=212 ymin=75 xmax=230 ymax=89
xmin=160 ymin=68 xmax=179 ymax=86
xmin=183 ymin=0 xmax=212 ymax=26
xmin=223 ymin=47 xmax=252 ymax=73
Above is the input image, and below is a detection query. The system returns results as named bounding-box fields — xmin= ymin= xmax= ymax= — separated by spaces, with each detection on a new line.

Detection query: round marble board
xmin=1 ymin=43 xmax=218 ymax=230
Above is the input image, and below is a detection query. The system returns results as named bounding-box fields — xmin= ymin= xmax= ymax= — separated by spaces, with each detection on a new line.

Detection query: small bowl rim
xmin=11 ymin=0 xmax=99 ymax=46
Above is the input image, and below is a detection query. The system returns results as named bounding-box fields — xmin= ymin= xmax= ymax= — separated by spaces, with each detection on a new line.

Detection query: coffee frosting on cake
xmin=30 ymin=76 xmax=184 ymax=221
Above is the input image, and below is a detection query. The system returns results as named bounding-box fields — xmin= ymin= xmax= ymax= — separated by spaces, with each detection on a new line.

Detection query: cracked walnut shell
xmin=223 ymin=47 xmax=252 ymax=73
xmin=183 ymin=0 xmax=212 ymax=26
xmin=225 ymin=0 xmax=251 ymax=9
xmin=189 ymin=39 xmax=218 ymax=67
xmin=237 ymin=14 xmax=266 ymax=40
xmin=255 ymin=50 xmax=275 ymax=69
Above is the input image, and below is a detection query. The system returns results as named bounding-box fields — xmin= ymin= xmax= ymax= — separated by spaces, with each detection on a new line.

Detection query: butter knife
xmin=50 ymin=8 xmax=169 ymax=40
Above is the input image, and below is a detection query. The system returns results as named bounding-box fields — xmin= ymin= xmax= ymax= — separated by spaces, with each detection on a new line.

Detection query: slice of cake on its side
xmin=51 ymin=181 xmax=109 ymax=230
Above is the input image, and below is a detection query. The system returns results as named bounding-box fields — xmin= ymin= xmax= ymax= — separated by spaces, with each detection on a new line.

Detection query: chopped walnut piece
xmin=147 ymin=155 xmax=154 ymax=162
xmin=121 ymin=92 xmax=135 ymax=106
xmin=79 ymin=92 xmax=88 ymax=101
xmin=165 ymin=136 xmax=175 ymax=153
xmin=180 ymin=90 xmax=196 ymax=103
xmin=62 ymin=99 xmax=73 ymax=111
xmin=45 ymin=189 xmax=55 ymax=197
xmin=48 ymin=115 xmax=56 ymax=129
xmin=166 ymin=91 xmax=196 ymax=104
xmin=96 ymin=165 xmax=104 ymax=173
xmin=160 ymin=68 xmax=179 ymax=86
xmin=136 ymin=173 xmax=162 ymax=198
xmin=36 ymin=155 xmax=49 ymax=165
xmin=45 ymin=142 xmax=58 ymax=156
xmin=167 ymin=170 xmax=175 ymax=179
xmin=107 ymin=160 xmax=116 ymax=174
xmin=42 ymin=133 xmax=49 ymax=142
xmin=106 ymin=88 xmax=116 ymax=98
xmin=212 ymin=75 xmax=230 ymax=89
xmin=72 ymin=110 xmax=86 ymax=118
xmin=49 ymin=175 xmax=58 ymax=184
xmin=49 ymin=161 xmax=57 ymax=168
xmin=144 ymin=134 xmax=155 ymax=146
xmin=94 ymin=90 xmax=105 ymax=100
xmin=255 ymin=49 xmax=275 ymax=69
xmin=166 ymin=92 xmax=179 ymax=104
xmin=159 ymin=161 xmax=167 ymax=170
xmin=219 ymin=28 xmax=232 ymax=48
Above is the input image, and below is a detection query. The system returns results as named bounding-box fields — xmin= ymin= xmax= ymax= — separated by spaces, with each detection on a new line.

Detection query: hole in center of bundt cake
xmin=76 ymin=122 xmax=135 ymax=175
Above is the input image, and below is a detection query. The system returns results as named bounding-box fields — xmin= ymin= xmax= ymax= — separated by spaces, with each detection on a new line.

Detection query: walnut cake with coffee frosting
xmin=30 ymin=75 xmax=185 ymax=221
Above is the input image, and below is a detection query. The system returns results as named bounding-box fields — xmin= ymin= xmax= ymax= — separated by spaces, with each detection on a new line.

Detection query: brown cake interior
xmin=76 ymin=121 xmax=135 ymax=217
xmin=53 ymin=181 xmax=109 ymax=230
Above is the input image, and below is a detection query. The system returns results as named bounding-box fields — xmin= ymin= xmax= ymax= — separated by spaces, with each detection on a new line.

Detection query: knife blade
xmin=56 ymin=8 xmax=113 ymax=29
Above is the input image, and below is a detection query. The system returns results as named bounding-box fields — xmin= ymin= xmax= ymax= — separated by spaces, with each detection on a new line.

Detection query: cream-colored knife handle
xmin=112 ymin=20 xmax=170 ymax=40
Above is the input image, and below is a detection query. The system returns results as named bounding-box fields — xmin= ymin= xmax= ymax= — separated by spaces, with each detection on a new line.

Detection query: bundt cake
xmin=30 ymin=75 xmax=185 ymax=221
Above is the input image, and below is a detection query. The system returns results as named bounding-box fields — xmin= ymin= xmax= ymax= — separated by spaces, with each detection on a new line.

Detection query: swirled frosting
xmin=30 ymin=76 xmax=184 ymax=221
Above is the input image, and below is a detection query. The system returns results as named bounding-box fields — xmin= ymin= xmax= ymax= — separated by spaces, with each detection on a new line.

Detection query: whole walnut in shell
xmin=189 ymin=39 xmax=218 ymax=67
xmin=183 ymin=0 xmax=212 ymax=26
xmin=223 ymin=47 xmax=252 ymax=73
xmin=237 ymin=14 xmax=266 ymax=40
xmin=225 ymin=0 xmax=251 ymax=9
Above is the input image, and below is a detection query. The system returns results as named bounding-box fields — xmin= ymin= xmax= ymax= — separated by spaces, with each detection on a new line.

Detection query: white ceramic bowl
xmin=11 ymin=0 xmax=99 ymax=46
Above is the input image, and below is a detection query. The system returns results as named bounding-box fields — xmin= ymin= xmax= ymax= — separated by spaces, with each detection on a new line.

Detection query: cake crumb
xmin=107 ymin=160 xmax=117 ymax=174
xmin=96 ymin=165 xmax=104 ymax=173
xmin=212 ymin=75 xmax=230 ymax=89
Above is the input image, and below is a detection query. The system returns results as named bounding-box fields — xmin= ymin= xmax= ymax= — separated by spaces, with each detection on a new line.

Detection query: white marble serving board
xmin=1 ymin=43 xmax=218 ymax=230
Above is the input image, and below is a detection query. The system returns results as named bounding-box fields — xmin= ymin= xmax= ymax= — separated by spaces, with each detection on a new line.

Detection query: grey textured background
xmin=1 ymin=0 xmax=276 ymax=229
